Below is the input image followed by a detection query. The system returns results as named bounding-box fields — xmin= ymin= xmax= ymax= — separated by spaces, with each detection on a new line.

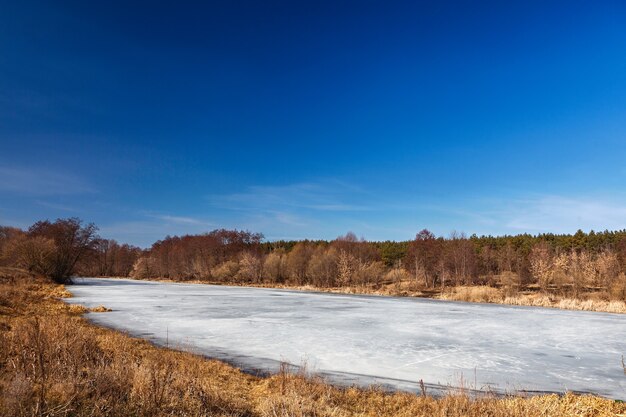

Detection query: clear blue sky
xmin=1 ymin=1 xmax=626 ymax=247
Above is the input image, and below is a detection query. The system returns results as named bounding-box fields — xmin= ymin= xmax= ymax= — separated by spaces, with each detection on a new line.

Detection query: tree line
xmin=1 ymin=218 xmax=625 ymax=299
xmin=0 ymin=218 xmax=140 ymax=283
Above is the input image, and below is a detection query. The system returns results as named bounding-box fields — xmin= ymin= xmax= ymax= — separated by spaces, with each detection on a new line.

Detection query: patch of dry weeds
xmin=0 ymin=269 xmax=624 ymax=417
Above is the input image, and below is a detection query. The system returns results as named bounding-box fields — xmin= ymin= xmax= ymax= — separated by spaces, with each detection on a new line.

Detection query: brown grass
xmin=131 ymin=275 xmax=626 ymax=313
xmin=439 ymin=285 xmax=626 ymax=313
xmin=89 ymin=305 xmax=112 ymax=313
xmin=274 ymin=282 xmax=425 ymax=298
xmin=1 ymin=268 xmax=624 ymax=417
xmin=131 ymin=277 xmax=427 ymax=298
xmin=439 ymin=286 xmax=504 ymax=304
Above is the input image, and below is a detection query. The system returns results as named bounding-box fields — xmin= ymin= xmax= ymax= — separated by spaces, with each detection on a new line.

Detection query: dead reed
xmin=0 ymin=268 xmax=624 ymax=417
xmin=439 ymin=285 xmax=626 ymax=313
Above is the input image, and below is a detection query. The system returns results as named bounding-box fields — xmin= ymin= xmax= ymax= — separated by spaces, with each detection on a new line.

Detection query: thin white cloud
xmin=95 ymin=188 xmax=626 ymax=246
xmin=306 ymin=193 xmax=626 ymax=238
xmin=501 ymin=195 xmax=626 ymax=233
xmin=99 ymin=218 xmax=215 ymax=248
xmin=35 ymin=200 xmax=79 ymax=212
xmin=203 ymin=180 xmax=375 ymax=238
xmin=0 ymin=166 xmax=94 ymax=196
xmin=207 ymin=180 xmax=371 ymax=212
xmin=270 ymin=211 xmax=310 ymax=227
xmin=147 ymin=214 xmax=212 ymax=226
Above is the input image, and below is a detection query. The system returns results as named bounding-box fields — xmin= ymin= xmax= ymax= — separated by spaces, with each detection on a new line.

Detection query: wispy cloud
xmin=0 ymin=166 xmax=94 ymax=196
xmin=99 ymin=218 xmax=214 ymax=248
xmin=500 ymin=195 xmax=626 ymax=233
xmin=376 ymin=194 xmax=626 ymax=237
xmin=147 ymin=214 xmax=213 ymax=226
xmin=201 ymin=180 xmax=378 ymax=240
xmin=88 ymin=187 xmax=626 ymax=246
xmin=267 ymin=211 xmax=310 ymax=227
xmin=207 ymin=180 xmax=371 ymax=213
xmin=35 ymin=200 xmax=79 ymax=212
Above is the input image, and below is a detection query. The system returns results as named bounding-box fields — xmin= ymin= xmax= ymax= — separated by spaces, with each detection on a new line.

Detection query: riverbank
xmin=1 ymin=269 xmax=624 ymax=416
xmin=67 ymin=277 xmax=626 ymax=398
xmin=103 ymin=274 xmax=626 ymax=313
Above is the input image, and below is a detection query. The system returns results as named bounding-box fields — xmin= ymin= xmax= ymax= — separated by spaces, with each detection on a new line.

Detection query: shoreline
xmin=1 ymin=269 xmax=624 ymax=416
xmin=79 ymin=275 xmax=626 ymax=314
xmin=66 ymin=277 xmax=626 ymax=400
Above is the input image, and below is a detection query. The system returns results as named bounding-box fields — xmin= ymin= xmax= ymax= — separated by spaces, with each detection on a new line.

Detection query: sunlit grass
xmin=1 ymin=268 xmax=624 ymax=416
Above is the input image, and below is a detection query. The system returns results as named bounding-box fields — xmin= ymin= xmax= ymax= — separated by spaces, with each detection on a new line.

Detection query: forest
xmin=2 ymin=218 xmax=626 ymax=304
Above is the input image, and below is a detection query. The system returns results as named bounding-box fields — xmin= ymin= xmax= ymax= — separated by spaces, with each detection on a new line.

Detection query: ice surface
xmin=66 ymin=278 xmax=626 ymax=398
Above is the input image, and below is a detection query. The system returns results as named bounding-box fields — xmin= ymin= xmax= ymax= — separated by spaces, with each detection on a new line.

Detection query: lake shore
xmin=1 ymin=269 xmax=625 ymax=416
xmin=67 ymin=277 xmax=626 ymax=399
xmin=92 ymin=274 xmax=626 ymax=314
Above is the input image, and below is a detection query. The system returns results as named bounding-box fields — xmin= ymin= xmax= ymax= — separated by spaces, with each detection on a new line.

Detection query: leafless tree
xmin=27 ymin=218 xmax=99 ymax=283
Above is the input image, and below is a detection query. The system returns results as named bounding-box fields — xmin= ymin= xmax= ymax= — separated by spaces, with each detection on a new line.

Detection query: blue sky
xmin=1 ymin=0 xmax=626 ymax=247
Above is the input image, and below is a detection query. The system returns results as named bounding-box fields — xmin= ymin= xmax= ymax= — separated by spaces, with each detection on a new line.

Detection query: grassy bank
xmin=264 ymin=283 xmax=626 ymax=313
xmin=438 ymin=285 xmax=626 ymax=313
xmin=119 ymin=275 xmax=626 ymax=313
xmin=1 ymin=269 xmax=624 ymax=416
xmin=281 ymin=281 xmax=626 ymax=313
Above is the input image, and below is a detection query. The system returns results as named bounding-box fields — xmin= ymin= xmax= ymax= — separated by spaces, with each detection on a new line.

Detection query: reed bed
xmin=1 ymin=269 xmax=624 ymax=417
xmin=439 ymin=285 xmax=626 ymax=313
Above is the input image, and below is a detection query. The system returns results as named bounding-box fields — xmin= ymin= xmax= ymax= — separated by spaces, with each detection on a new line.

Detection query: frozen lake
xmin=67 ymin=278 xmax=626 ymax=399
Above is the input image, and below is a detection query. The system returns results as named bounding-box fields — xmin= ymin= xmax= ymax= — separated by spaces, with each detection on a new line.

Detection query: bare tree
xmin=2 ymin=235 xmax=56 ymax=276
xmin=337 ymin=249 xmax=355 ymax=285
xmin=263 ymin=249 xmax=287 ymax=283
xmin=529 ymin=242 xmax=554 ymax=292
xmin=306 ymin=246 xmax=338 ymax=287
xmin=27 ymin=218 xmax=99 ymax=283
xmin=238 ymin=252 xmax=262 ymax=283
xmin=448 ymin=231 xmax=476 ymax=285
xmin=405 ymin=229 xmax=439 ymax=287
xmin=285 ymin=242 xmax=314 ymax=284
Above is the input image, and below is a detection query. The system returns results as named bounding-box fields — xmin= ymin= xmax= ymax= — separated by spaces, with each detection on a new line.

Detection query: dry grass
xmin=274 ymin=282 xmax=425 ymax=298
xmin=128 ymin=275 xmax=626 ymax=313
xmin=439 ymin=285 xmax=626 ymax=313
xmin=89 ymin=305 xmax=112 ymax=313
xmin=439 ymin=286 xmax=504 ymax=304
xmin=504 ymin=295 xmax=626 ymax=313
xmin=122 ymin=275 xmax=428 ymax=299
xmin=208 ymin=278 xmax=626 ymax=313
xmin=1 ymin=268 xmax=624 ymax=417
xmin=254 ymin=373 xmax=625 ymax=417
